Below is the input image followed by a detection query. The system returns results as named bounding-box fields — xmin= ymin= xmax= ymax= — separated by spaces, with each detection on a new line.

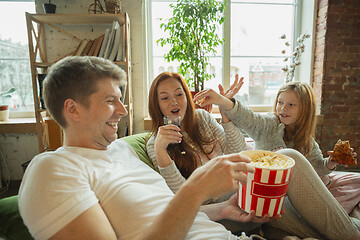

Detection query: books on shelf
xmin=116 ymin=25 xmax=125 ymax=62
xmin=73 ymin=20 xmax=125 ymax=60
xmin=87 ymin=39 xmax=98 ymax=56
xmin=98 ymin=28 xmax=110 ymax=58
xmin=74 ymin=40 xmax=89 ymax=56
xmin=119 ymin=80 xmax=127 ymax=103
xmin=93 ymin=34 xmax=105 ymax=57
xmin=108 ymin=27 xmax=121 ymax=61
xmin=104 ymin=21 xmax=120 ymax=59
xmin=81 ymin=40 xmax=93 ymax=56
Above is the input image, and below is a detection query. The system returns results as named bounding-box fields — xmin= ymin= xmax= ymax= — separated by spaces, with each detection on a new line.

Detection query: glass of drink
xmin=163 ymin=115 xmax=185 ymax=152
xmin=163 ymin=115 xmax=181 ymax=128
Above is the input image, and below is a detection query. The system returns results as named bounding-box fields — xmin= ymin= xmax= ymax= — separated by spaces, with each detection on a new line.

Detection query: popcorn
xmin=250 ymin=153 xmax=293 ymax=169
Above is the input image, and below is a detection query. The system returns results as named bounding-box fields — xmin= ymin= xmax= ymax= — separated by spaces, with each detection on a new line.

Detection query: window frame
xmin=0 ymin=0 xmax=35 ymax=119
xmin=144 ymin=0 xmax=317 ymax=115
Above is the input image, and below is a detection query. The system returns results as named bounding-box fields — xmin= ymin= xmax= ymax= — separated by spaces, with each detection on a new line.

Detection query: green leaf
xmin=157 ymin=0 xmax=226 ymax=91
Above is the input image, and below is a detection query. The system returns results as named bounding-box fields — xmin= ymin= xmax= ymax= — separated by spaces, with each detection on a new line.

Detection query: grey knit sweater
xmin=224 ymin=99 xmax=333 ymax=177
xmin=146 ymin=109 xmax=247 ymax=194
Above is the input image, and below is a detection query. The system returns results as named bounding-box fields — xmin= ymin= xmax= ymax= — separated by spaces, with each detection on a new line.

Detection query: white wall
xmin=0 ymin=133 xmax=38 ymax=181
xmin=1 ymin=0 xmax=146 ymax=180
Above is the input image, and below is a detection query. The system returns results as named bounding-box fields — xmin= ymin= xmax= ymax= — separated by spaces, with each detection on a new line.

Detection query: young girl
xmin=194 ymin=75 xmax=360 ymax=218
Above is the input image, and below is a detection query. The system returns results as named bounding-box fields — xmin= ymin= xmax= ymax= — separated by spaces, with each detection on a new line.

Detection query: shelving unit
xmin=26 ymin=13 xmax=133 ymax=153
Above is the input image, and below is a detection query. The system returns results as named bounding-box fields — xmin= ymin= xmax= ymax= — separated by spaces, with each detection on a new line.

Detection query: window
xmin=146 ymin=0 xmax=315 ymax=111
xmin=0 ymin=1 xmax=35 ymax=117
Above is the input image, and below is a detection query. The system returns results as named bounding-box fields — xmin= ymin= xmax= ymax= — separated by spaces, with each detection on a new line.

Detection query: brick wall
xmin=314 ymin=0 xmax=360 ymax=170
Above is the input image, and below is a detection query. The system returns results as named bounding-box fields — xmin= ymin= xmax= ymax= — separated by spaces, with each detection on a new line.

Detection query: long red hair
xmin=148 ymin=72 xmax=212 ymax=178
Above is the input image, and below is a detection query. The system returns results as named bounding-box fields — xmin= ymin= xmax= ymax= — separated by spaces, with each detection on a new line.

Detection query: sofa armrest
xmin=0 ymin=195 xmax=33 ymax=240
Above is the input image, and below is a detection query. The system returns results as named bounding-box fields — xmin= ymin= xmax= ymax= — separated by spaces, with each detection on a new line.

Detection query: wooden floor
xmin=0 ymin=180 xmax=21 ymax=199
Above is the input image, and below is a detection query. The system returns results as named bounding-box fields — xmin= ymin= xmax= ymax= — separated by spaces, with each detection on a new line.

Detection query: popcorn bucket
xmin=237 ymin=150 xmax=295 ymax=217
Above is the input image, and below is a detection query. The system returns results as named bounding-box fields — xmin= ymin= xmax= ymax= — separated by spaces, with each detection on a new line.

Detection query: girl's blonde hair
xmin=148 ymin=72 xmax=213 ymax=178
xmin=273 ymin=82 xmax=317 ymax=156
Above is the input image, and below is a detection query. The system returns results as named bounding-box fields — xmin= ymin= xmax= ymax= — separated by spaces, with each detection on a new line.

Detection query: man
xmin=18 ymin=56 xmax=267 ymax=240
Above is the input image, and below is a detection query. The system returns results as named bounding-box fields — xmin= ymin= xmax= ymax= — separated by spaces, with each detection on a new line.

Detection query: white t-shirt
xmin=18 ymin=139 xmax=236 ymax=240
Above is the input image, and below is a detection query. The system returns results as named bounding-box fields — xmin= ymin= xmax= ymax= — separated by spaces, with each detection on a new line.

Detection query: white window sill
xmin=0 ymin=117 xmax=36 ymax=134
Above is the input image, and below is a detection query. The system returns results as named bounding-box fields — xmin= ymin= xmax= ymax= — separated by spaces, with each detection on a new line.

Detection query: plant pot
xmin=191 ymin=91 xmax=213 ymax=113
xmin=43 ymin=3 xmax=56 ymax=14
xmin=0 ymin=105 xmax=9 ymax=121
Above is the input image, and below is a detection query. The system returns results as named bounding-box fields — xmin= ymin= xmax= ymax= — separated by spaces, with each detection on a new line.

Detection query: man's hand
xmin=200 ymin=194 xmax=283 ymax=223
xmin=186 ymin=153 xmax=255 ymax=201
xmin=219 ymin=194 xmax=282 ymax=223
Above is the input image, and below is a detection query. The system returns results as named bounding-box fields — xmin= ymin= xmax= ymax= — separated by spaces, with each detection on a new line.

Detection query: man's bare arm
xmin=49 ymin=203 xmax=117 ymax=240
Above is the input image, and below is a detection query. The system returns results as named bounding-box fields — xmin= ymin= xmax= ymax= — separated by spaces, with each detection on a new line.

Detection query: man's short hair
xmin=43 ymin=56 xmax=126 ymax=128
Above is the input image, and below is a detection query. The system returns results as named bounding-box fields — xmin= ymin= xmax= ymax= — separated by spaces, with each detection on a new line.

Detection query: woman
xmin=146 ymin=71 xmax=247 ymax=198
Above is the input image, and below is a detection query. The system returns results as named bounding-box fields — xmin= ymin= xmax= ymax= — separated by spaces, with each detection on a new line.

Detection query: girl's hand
xmin=219 ymin=74 xmax=244 ymax=100
xmin=193 ymin=74 xmax=245 ymax=112
xmin=350 ymin=147 xmax=358 ymax=159
xmin=193 ymin=89 xmax=234 ymax=112
xmin=327 ymin=151 xmax=339 ymax=169
xmin=154 ymin=125 xmax=182 ymax=151
xmin=327 ymin=148 xmax=358 ymax=168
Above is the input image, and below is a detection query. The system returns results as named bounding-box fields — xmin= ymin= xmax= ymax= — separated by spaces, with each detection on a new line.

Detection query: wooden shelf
xmin=26 ymin=13 xmax=133 ymax=152
xmin=28 ymin=13 xmax=126 ymax=25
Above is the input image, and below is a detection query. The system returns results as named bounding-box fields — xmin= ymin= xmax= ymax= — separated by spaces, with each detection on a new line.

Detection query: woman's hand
xmin=154 ymin=125 xmax=182 ymax=150
xmin=154 ymin=125 xmax=182 ymax=168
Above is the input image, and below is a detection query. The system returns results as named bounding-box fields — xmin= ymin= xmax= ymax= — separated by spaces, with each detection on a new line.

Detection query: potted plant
xmin=157 ymin=0 xmax=226 ymax=111
xmin=43 ymin=0 xmax=56 ymax=14
xmin=0 ymin=88 xmax=15 ymax=121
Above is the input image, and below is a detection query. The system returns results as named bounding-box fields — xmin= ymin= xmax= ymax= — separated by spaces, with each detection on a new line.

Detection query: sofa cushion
xmin=121 ymin=132 xmax=157 ymax=171
xmin=0 ymin=195 xmax=33 ymax=240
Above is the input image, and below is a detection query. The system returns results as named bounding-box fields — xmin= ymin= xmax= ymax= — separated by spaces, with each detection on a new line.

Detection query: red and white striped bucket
xmin=237 ymin=150 xmax=295 ymax=217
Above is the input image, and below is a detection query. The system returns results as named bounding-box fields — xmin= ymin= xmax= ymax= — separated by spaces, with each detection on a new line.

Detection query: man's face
xmin=79 ymin=78 xmax=127 ymax=149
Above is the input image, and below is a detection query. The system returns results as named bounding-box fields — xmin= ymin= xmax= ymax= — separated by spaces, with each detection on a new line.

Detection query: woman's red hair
xmin=148 ymin=72 xmax=212 ymax=178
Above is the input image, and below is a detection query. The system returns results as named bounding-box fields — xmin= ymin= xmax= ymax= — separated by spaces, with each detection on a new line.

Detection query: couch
xmin=0 ymin=133 xmax=153 ymax=240
xmin=3 ymin=133 xmax=351 ymax=240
